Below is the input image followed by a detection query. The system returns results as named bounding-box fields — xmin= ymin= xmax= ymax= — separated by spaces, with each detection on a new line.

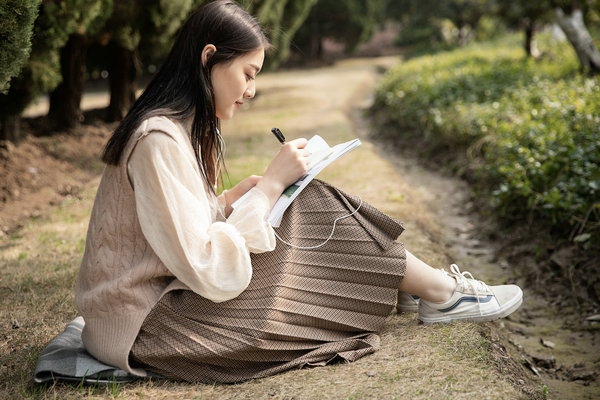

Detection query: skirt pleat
xmin=130 ymin=180 xmax=406 ymax=383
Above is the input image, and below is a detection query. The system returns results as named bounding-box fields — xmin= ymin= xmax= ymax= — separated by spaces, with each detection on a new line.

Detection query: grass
xmin=1 ymin=57 xmax=540 ymax=399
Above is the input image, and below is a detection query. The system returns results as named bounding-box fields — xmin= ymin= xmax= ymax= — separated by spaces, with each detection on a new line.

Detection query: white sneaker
xmin=397 ymin=292 xmax=420 ymax=313
xmin=418 ymin=264 xmax=523 ymax=324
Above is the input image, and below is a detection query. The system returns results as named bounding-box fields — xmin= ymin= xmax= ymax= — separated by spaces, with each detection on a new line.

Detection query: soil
xmin=0 ymin=113 xmax=115 ymax=240
xmin=1 ymin=55 xmax=598 ymax=399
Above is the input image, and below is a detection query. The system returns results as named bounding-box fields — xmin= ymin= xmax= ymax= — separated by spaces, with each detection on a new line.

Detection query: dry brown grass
xmin=1 ymin=57 xmax=541 ymax=399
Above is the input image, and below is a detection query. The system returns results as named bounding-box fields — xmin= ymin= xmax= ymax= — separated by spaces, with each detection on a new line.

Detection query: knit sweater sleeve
xmin=127 ymin=131 xmax=275 ymax=302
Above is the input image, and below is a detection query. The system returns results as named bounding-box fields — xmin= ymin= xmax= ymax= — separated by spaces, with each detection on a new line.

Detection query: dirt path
xmin=3 ymin=56 xmax=594 ymax=399
xmin=346 ymin=64 xmax=600 ymax=399
xmin=356 ymin=114 xmax=600 ymax=400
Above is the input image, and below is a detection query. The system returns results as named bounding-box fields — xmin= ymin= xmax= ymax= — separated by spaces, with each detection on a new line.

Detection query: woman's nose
xmin=244 ymin=81 xmax=256 ymax=98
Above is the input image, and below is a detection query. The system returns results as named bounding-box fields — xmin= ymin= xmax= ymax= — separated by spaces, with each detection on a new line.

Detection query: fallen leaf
xmin=522 ymin=358 xmax=540 ymax=377
xmin=584 ymin=314 xmax=600 ymax=327
xmin=540 ymin=338 xmax=555 ymax=349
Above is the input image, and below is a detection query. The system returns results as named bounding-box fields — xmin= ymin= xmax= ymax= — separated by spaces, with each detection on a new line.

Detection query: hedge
xmin=373 ymin=33 xmax=599 ymax=247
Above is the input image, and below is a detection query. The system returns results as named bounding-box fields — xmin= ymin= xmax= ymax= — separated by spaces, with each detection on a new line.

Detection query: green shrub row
xmin=373 ymin=33 xmax=600 ymax=246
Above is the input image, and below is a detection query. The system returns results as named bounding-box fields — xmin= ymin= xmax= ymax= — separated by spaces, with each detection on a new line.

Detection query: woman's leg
xmin=398 ymin=250 xmax=456 ymax=303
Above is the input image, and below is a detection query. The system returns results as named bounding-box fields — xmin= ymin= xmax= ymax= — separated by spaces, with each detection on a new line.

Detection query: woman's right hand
xmin=256 ymin=138 xmax=310 ymax=207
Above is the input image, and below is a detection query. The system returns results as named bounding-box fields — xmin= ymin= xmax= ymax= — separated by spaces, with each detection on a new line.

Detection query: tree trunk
xmin=47 ymin=33 xmax=88 ymax=131
xmin=555 ymin=7 xmax=600 ymax=74
xmin=106 ymin=42 xmax=141 ymax=122
xmin=0 ymin=114 xmax=21 ymax=142
xmin=524 ymin=18 xmax=534 ymax=57
xmin=316 ymin=37 xmax=323 ymax=59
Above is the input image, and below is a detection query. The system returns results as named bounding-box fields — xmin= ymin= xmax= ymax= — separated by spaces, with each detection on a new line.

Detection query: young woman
xmin=75 ymin=0 xmax=523 ymax=383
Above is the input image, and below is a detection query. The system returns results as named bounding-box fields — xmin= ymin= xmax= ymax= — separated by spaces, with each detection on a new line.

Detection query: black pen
xmin=271 ymin=127 xmax=286 ymax=144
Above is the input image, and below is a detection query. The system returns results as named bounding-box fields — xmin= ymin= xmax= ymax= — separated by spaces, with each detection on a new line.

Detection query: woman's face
xmin=211 ymin=48 xmax=265 ymax=120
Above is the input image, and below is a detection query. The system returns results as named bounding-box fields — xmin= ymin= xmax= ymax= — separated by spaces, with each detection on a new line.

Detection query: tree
xmin=554 ymin=0 xmax=600 ymax=74
xmin=0 ymin=0 xmax=97 ymax=141
xmin=496 ymin=2 xmax=553 ymax=57
xmin=0 ymin=0 xmax=41 ymax=95
xmin=384 ymin=0 xmax=441 ymax=47
xmin=51 ymin=0 xmax=316 ymax=126
xmin=103 ymin=0 xmax=195 ymax=121
xmin=385 ymin=0 xmax=495 ymax=47
xmin=499 ymin=0 xmax=600 ymax=72
xmin=242 ymin=0 xmax=318 ymax=68
xmin=292 ymin=0 xmax=386 ymax=60
xmin=0 ymin=0 xmax=318 ymax=140
xmin=438 ymin=0 xmax=495 ymax=45
xmin=47 ymin=0 xmax=113 ymax=131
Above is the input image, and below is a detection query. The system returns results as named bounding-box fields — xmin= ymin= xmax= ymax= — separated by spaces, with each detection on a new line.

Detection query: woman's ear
xmin=201 ymin=44 xmax=217 ymax=67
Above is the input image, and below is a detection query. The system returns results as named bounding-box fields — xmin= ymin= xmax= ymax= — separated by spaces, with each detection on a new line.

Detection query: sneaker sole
xmin=396 ymin=304 xmax=419 ymax=313
xmin=417 ymin=292 xmax=523 ymax=324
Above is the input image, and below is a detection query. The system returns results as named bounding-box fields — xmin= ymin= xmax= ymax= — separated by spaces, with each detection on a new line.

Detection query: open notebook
xmin=233 ymin=135 xmax=361 ymax=227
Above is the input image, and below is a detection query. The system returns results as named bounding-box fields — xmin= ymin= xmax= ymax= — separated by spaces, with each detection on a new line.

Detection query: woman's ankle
xmin=422 ymin=274 xmax=457 ymax=304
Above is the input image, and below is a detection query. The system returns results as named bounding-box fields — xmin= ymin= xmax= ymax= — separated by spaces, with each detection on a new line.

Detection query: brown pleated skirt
xmin=129 ymin=180 xmax=406 ymax=383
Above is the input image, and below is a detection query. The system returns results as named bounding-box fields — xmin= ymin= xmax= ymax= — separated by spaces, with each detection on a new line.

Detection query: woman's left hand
xmin=222 ymin=175 xmax=262 ymax=217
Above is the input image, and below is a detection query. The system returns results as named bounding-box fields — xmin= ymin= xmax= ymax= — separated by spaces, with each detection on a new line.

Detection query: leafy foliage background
xmin=373 ymin=32 xmax=600 ymax=247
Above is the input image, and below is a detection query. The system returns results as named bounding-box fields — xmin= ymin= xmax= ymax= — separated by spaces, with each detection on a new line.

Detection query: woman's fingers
xmin=244 ymin=175 xmax=262 ymax=187
xmin=282 ymin=139 xmax=310 ymax=172
xmin=234 ymin=175 xmax=261 ymax=196
xmin=224 ymin=175 xmax=263 ymax=212
xmin=263 ymin=138 xmax=310 ymax=188
xmin=286 ymin=137 xmax=308 ymax=148
xmin=255 ymin=138 xmax=312 ymax=207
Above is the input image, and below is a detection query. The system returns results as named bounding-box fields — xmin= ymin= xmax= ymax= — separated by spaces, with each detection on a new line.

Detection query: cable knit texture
xmin=75 ymin=116 xmax=275 ymax=375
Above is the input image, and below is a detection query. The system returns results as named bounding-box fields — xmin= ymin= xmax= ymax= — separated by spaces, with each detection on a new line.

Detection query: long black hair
xmin=102 ymin=0 xmax=270 ymax=193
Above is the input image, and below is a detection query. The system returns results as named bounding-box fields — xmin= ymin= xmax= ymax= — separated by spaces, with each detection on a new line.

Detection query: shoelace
xmin=447 ymin=264 xmax=490 ymax=315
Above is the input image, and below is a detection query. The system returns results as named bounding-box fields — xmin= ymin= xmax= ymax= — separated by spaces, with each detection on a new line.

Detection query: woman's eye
xmin=246 ymin=74 xmax=255 ymax=81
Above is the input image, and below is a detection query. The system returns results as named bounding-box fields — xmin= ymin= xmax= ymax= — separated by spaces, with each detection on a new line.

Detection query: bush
xmin=373 ymin=32 xmax=600 ymax=247
xmin=0 ymin=0 xmax=41 ymax=94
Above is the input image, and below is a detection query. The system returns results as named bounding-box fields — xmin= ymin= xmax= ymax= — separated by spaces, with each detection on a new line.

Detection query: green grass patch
xmin=373 ymin=32 xmax=600 ymax=247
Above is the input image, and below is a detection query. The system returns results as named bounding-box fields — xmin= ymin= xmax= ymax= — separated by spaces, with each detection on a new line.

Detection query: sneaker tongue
xmin=454 ymin=274 xmax=489 ymax=295
xmin=447 ymin=264 xmax=491 ymax=295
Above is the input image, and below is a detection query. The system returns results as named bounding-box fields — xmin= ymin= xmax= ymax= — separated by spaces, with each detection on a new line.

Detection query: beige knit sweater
xmin=75 ymin=116 xmax=276 ymax=375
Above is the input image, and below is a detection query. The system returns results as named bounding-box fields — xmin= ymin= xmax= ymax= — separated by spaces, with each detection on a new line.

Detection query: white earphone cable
xmin=273 ymin=197 xmax=363 ymax=249
xmin=214 ymin=129 xmax=228 ymax=221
